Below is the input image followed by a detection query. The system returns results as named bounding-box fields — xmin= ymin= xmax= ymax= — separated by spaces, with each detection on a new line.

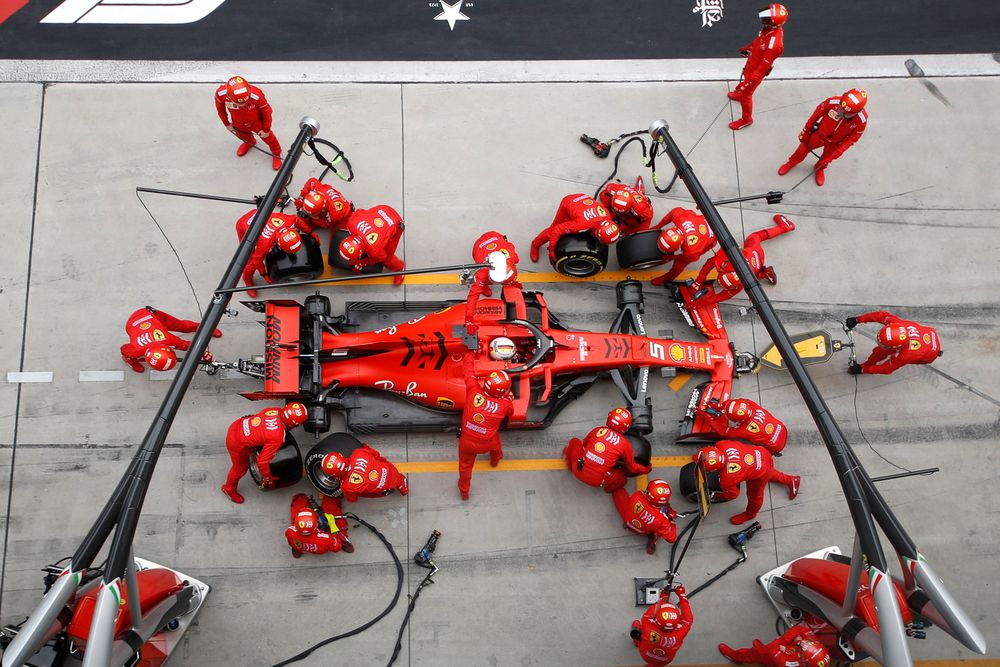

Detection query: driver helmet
xmin=302 ymin=191 xmax=328 ymax=218
xmin=277 ymin=228 xmax=302 ymax=254
xmin=489 ymin=337 xmax=517 ymax=361
xmin=144 ymin=344 xmax=177 ymax=371
xmin=645 ymin=479 xmax=672 ymax=506
xmin=653 ymin=600 xmax=682 ymax=630
xmin=339 ymin=235 xmax=365 ymax=262
xmin=225 ymin=76 xmax=252 ymax=104
xmin=606 ymin=407 xmax=633 ymax=432
xmin=723 ymin=398 xmax=755 ymax=423
xmin=700 ymin=446 xmax=725 ymax=472
xmin=759 ymin=3 xmax=788 ymax=27
xmin=658 ymin=227 xmax=683 ymax=253
xmin=321 ymin=452 xmax=349 ymax=475
xmin=295 ymin=508 xmax=318 ymax=536
xmin=593 ymin=220 xmax=621 ymax=245
xmin=487 ymin=250 xmax=517 ymax=284
xmin=796 ymin=636 xmax=831 ymax=667
xmin=482 ymin=370 xmax=513 ymax=398
xmin=840 ymin=89 xmax=868 ymax=115
xmin=281 ymin=402 xmax=308 ymax=428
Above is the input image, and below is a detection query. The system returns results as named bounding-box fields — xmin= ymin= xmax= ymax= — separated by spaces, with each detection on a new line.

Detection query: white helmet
xmin=489 ymin=337 xmax=517 ymax=361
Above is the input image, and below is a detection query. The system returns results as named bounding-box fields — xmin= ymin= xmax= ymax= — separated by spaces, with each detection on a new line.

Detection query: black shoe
xmin=848 ymin=361 xmax=863 ymax=375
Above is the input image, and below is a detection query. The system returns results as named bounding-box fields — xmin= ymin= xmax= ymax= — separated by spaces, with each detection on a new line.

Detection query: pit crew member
xmin=338 ymin=204 xmax=406 ymax=285
xmin=221 ymin=402 xmax=308 ymax=504
xmin=719 ymin=625 xmax=831 ymax=667
xmin=649 ymin=207 xmax=718 ymax=285
xmin=295 ymin=177 xmax=353 ymax=232
xmin=696 ymin=442 xmax=799 ymax=525
xmin=454 ymin=354 xmax=514 ymax=500
xmin=563 ymin=408 xmax=651 ymax=492
xmin=319 ymin=443 xmax=409 ymax=503
xmin=214 ymin=76 xmax=282 ymax=171
xmin=285 ymin=493 xmax=354 ymax=558
xmin=778 ymin=88 xmax=868 ymax=186
xmin=702 ymin=397 xmax=788 ymax=454
xmin=120 ymin=306 xmax=221 ymax=373
xmin=690 ymin=214 xmax=795 ymax=305
xmin=465 ymin=230 xmax=522 ymax=334
xmin=529 ymin=193 xmax=621 ymax=263
xmin=728 ymin=4 xmax=788 ymax=130
xmin=630 ymin=585 xmax=693 ymax=666
xmin=611 ymin=478 xmax=678 ymax=555
xmin=845 ymin=311 xmax=942 ymax=375
xmin=599 ymin=180 xmax=654 ymax=236
xmin=234 ymin=208 xmax=316 ymax=297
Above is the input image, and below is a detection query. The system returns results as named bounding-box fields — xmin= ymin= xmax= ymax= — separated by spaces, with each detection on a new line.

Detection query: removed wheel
xmin=677 ymin=461 xmax=723 ymax=503
xmin=305 ymin=432 xmax=364 ymax=497
xmin=249 ymin=434 xmax=303 ymax=490
xmin=265 ymin=233 xmax=325 ymax=283
xmin=616 ymin=229 xmax=664 ymax=269
xmin=630 ymin=434 xmax=652 ymax=469
xmin=328 ymin=229 xmax=384 ymax=274
xmin=552 ymin=232 xmax=608 ymax=278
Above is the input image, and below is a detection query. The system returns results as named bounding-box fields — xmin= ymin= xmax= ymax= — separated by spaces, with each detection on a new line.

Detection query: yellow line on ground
xmin=312 ymin=266 xmax=709 ymax=287
xmin=668 ymin=372 xmax=693 ymax=393
xmin=396 ymin=455 xmax=689 ymax=474
xmin=635 ymin=474 xmax=648 ymax=490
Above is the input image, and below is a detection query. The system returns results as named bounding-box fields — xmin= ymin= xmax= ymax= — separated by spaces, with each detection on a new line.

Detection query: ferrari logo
xmin=334 ymin=201 xmax=343 ymax=211
xmin=265 ymin=409 xmax=279 ymax=416
xmin=747 ymin=422 xmax=761 ymax=434
xmin=270 ymin=217 xmax=283 ymax=227
xmin=727 ymin=462 xmax=742 ymax=474
xmin=152 ymin=329 xmax=166 ymax=341
xmin=687 ymin=234 xmax=699 ymax=246
xmin=909 ymin=340 xmax=922 ymax=350
xmin=349 ymin=472 xmax=364 ymax=485
xmin=596 ymin=427 xmax=608 ymax=438
xmin=366 ymin=232 xmax=379 ymax=245
xmin=649 ymin=631 xmax=661 ymax=643
xmin=473 ymin=394 xmax=485 ymax=408
xmin=633 ymin=502 xmax=644 ymax=514
xmin=597 ymin=206 xmax=608 ymax=216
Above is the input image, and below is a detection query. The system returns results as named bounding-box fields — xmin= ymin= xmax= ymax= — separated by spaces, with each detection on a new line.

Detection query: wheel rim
xmin=313 ymin=465 xmax=341 ymax=491
xmin=561 ymin=258 xmax=599 ymax=277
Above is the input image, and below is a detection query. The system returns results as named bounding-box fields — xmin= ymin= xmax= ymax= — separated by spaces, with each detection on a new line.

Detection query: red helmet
xmin=281 ymin=402 xmax=308 ymax=427
xmin=796 ymin=636 xmax=831 ymax=667
xmin=593 ymin=220 xmax=621 ymax=245
xmin=144 ymin=344 xmax=176 ymax=371
xmin=645 ymin=479 xmax=672 ymax=506
xmin=321 ymin=452 xmax=348 ymax=475
xmin=295 ymin=509 xmax=318 ymax=536
xmin=607 ymin=407 xmax=633 ymax=432
xmin=482 ymin=370 xmax=512 ymax=398
xmin=302 ymin=191 xmax=327 ymax=218
xmin=700 ymin=446 xmax=725 ymax=472
xmin=653 ymin=600 xmax=682 ymax=630
xmin=225 ymin=76 xmax=252 ymax=104
xmin=759 ymin=3 xmax=788 ymax=26
xmin=724 ymin=398 xmax=756 ymax=423
xmin=718 ymin=271 xmax=741 ymax=290
xmin=658 ymin=227 xmax=683 ymax=253
xmin=840 ymin=89 xmax=868 ymax=114
xmin=339 ymin=235 xmax=365 ymax=262
xmin=277 ymin=228 xmax=302 ymax=254
xmin=608 ymin=188 xmax=632 ymax=214
xmin=879 ymin=324 xmax=908 ymax=348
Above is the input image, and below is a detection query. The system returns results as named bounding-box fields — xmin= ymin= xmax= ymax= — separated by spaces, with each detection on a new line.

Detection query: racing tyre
xmin=328 ymin=229 xmax=384 ymax=274
xmin=616 ymin=229 xmax=664 ymax=269
xmin=552 ymin=232 xmax=608 ymax=278
xmin=249 ymin=434 xmax=303 ymax=490
xmin=678 ymin=461 xmax=723 ymax=503
xmin=305 ymin=432 xmax=364 ymax=497
xmin=265 ymin=233 xmax=325 ymax=283
xmin=631 ymin=434 xmax=652 ymax=469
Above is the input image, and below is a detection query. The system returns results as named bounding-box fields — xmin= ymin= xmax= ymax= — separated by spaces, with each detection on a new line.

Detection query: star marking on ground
xmin=434 ymin=0 xmax=470 ymax=31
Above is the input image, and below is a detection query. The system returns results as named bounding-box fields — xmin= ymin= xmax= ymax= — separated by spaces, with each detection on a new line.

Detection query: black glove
xmin=739 ymin=49 xmax=751 ymax=57
xmin=845 ymin=316 xmax=858 ymax=330
xmin=630 ymin=627 xmax=642 ymax=641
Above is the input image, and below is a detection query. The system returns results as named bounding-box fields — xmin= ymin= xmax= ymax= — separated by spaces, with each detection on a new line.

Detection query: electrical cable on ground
xmin=135 ymin=191 xmax=203 ymax=318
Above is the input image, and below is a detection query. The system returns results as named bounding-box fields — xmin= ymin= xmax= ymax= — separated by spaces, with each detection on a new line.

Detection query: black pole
xmin=135 ymin=186 xmax=262 ymax=206
xmin=99 ymin=118 xmax=321 ymax=584
xmin=647 ymin=120 xmax=888 ymax=572
xmin=216 ymin=262 xmax=492 ymax=295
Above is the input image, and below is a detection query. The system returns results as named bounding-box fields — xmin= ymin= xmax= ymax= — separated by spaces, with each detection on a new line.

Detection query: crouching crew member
xmin=611 ymin=478 xmax=678 ymax=555
xmin=285 ymin=493 xmax=354 ymax=558
xmin=530 ymin=193 xmax=620 ymax=264
xmin=702 ymin=397 xmax=788 ymax=454
xmin=456 ymin=354 xmax=514 ymax=500
xmin=320 ymin=443 xmax=409 ymax=503
xmin=630 ymin=585 xmax=693 ymax=666
xmin=696 ymin=442 xmax=799 ymax=525
xmin=649 ymin=207 xmax=718 ymax=286
xmin=599 ymin=179 xmax=654 ymax=236
xmin=338 ymin=205 xmax=406 ymax=285
xmin=719 ymin=625 xmax=831 ymax=667
xmin=222 ymin=402 xmax=308 ymax=504
xmin=120 ymin=306 xmax=221 ymax=373
xmin=845 ymin=311 xmax=942 ymax=375
xmin=563 ymin=408 xmax=651 ymax=492
xmin=234 ymin=208 xmax=315 ymax=297
xmin=295 ymin=177 xmax=353 ymax=232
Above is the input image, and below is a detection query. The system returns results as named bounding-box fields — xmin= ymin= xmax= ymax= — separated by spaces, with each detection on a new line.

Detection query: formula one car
xmin=231 ymin=278 xmax=759 ymax=438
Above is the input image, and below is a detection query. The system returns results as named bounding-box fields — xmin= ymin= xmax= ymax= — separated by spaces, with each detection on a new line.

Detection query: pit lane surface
xmin=1 ymin=59 xmax=999 ymax=667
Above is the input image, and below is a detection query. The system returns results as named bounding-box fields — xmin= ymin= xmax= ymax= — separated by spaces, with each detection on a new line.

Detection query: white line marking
xmin=6 ymin=372 xmax=54 ymax=383
xmin=150 ymin=370 xmax=178 ymax=381
xmin=79 ymin=370 xmax=126 ymax=382
xmin=218 ymin=369 xmax=249 ymax=381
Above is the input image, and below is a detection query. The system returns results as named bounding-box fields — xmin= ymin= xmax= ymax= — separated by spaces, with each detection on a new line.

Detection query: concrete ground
xmin=0 ymin=72 xmax=998 ymax=666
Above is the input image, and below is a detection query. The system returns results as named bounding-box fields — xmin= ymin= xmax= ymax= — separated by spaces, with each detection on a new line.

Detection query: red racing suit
xmin=530 ymin=193 xmax=613 ymax=262
xmin=703 ymin=398 xmax=787 ymax=454
xmin=120 ymin=307 xmax=208 ymax=372
xmin=856 ymin=311 xmax=941 ymax=375
xmin=457 ymin=355 xmax=514 ymax=497
xmin=631 ymin=588 xmax=693 ymax=666
xmin=223 ymin=407 xmax=288 ymax=494
xmin=692 ymin=218 xmax=793 ymax=305
xmin=612 ymin=488 xmax=678 ymax=545
xmin=235 ymin=209 xmax=315 ymax=293
xmin=344 ymin=205 xmax=405 ymax=273
xmin=697 ymin=441 xmax=797 ymax=524
xmin=563 ymin=425 xmax=651 ymax=492
xmin=214 ymin=83 xmax=281 ymax=155
xmin=785 ymin=96 xmax=868 ymax=170
xmin=296 ymin=177 xmax=353 ymax=231
xmin=339 ymin=444 xmax=408 ymax=502
xmin=651 ymin=207 xmax=718 ymax=284
xmin=732 ymin=25 xmax=784 ymax=121
xmin=721 ymin=626 xmax=825 ymax=667
xmin=599 ymin=182 xmax=654 ymax=235
xmin=465 ymin=231 xmax=522 ymax=328
xmin=285 ymin=494 xmax=351 ymax=557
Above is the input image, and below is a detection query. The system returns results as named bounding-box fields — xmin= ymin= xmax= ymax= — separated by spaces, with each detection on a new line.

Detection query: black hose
xmin=385 ymin=567 xmax=436 ymax=666
xmin=270 ymin=513 xmax=404 ymax=667
xmin=593 ymin=136 xmax=648 ymax=200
